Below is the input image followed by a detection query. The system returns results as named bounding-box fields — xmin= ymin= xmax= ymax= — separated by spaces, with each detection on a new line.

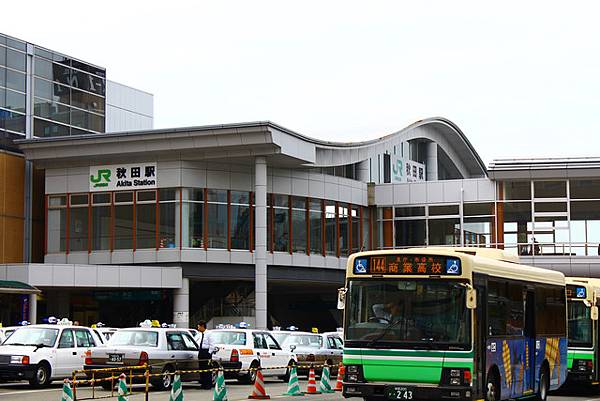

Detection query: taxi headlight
xmin=10 ymin=355 xmax=29 ymax=364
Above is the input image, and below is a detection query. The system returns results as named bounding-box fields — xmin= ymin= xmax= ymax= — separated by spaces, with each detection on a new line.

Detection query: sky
xmin=6 ymin=1 xmax=600 ymax=164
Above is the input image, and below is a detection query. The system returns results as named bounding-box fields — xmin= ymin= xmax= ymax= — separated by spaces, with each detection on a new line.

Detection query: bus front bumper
xmin=343 ymin=382 xmax=472 ymax=401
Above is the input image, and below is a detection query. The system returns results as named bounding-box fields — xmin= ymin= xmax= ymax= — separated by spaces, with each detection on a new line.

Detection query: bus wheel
xmin=535 ymin=366 xmax=549 ymax=401
xmin=485 ymin=370 xmax=500 ymax=401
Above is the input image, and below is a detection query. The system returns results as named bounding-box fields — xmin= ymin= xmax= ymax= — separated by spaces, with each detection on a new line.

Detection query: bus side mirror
xmin=592 ymin=306 xmax=599 ymax=321
xmin=466 ymin=288 xmax=477 ymax=309
xmin=337 ymin=288 xmax=347 ymax=310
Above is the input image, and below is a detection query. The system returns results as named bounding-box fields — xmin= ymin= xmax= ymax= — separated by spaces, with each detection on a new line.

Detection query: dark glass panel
xmin=136 ymin=203 xmax=156 ymax=249
xmin=5 ymin=90 xmax=25 ymax=113
xmin=6 ymin=49 xmax=25 ymax=71
xmin=34 ymin=47 xmax=53 ymax=60
xmin=6 ymin=38 xmax=26 ymax=51
xmin=503 ymin=181 xmax=531 ymax=200
xmin=52 ymin=63 xmax=71 ymax=86
xmin=33 ymin=118 xmax=69 ymax=137
xmin=394 ymin=207 xmax=425 ymax=217
xmin=0 ymin=109 xmax=25 ymax=133
xmin=207 ymin=189 xmax=227 ymax=203
xmin=159 ymin=203 xmax=177 ymax=249
xmin=71 ymin=88 xmax=105 ymax=114
xmin=69 ymin=207 xmax=89 ymax=252
xmin=114 ymin=204 xmax=133 ymax=249
xmin=6 ymin=70 xmax=25 ymax=92
xmin=34 ymin=98 xmax=70 ymax=124
xmin=207 ymin=203 xmax=227 ymax=248
xmin=394 ymin=220 xmax=426 ymax=247
xmin=429 ymin=205 xmax=459 ymax=216
xmin=230 ymin=205 xmax=250 ymax=249
xmin=92 ymin=205 xmax=111 ymax=251
xmin=0 ymin=47 xmax=5 ymax=66
xmin=34 ymin=57 xmax=53 ymax=80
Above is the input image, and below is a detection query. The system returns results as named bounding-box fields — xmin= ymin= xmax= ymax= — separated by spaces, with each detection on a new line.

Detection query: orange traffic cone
xmin=248 ymin=368 xmax=270 ymax=399
xmin=306 ymin=366 xmax=321 ymax=394
xmin=334 ymin=363 xmax=344 ymax=391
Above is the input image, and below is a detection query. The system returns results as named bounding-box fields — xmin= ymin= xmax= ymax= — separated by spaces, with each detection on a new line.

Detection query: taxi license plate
xmin=386 ymin=386 xmax=414 ymax=400
xmin=108 ymin=354 xmax=123 ymax=363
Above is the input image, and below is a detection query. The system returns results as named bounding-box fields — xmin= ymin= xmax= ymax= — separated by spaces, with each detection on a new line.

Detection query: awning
xmin=0 ymin=280 xmax=40 ymax=294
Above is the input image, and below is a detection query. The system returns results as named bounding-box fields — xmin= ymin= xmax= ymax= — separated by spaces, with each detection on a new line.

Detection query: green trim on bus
xmin=567 ymin=349 xmax=594 ymax=369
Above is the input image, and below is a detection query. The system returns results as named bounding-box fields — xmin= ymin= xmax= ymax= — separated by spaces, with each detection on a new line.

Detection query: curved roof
xmin=18 ymin=117 xmax=487 ymax=178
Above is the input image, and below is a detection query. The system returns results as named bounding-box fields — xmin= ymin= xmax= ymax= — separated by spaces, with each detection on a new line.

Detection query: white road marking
xmin=0 ymin=388 xmax=61 ymax=396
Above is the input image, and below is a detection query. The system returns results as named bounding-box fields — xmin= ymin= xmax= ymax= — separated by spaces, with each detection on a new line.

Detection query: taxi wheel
xmin=152 ymin=366 xmax=173 ymax=390
xmin=29 ymin=363 xmax=51 ymax=388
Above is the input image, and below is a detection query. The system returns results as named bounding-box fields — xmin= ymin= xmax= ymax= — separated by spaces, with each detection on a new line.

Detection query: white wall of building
xmin=105 ymin=81 xmax=153 ymax=132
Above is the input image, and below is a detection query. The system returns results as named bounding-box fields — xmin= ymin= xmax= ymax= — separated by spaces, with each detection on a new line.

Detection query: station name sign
xmin=90 ymin=163 xmax=157 ymax=192
xmin=566 ymin=284 xmax=586 ymax=299
xmin=353 ymin=254 xmax=462 ymax=276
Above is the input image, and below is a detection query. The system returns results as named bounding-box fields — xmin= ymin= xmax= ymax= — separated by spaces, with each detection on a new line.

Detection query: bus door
xmin=474 ymin=275 xmax=487 ymax=398
xmin=523 ymin=289 xmax=536 ymax=394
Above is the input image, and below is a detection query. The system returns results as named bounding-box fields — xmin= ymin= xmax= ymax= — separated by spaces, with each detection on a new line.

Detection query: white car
xmin=0 ymin=327 xmax=20 ymax=344
xmin=0 ymin=324 xmax=101 ymax=387
xmin=91 ymin=327 xmax=119 ymax=345
xmin=210 ymin=329 xmax=297 ymax=383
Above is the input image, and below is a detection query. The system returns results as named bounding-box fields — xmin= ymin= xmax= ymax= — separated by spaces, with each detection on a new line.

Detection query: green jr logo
xmin=90 ymin=169 xmax=111 ymax=188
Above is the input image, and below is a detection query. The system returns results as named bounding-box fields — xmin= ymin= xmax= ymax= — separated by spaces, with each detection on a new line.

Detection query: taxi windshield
xmin=4 ymin=328 xmax=59 ymax=347
xmin=109 ymin=330 xmax=159 ymax=347
xmin=283 ymin=334 xmax=323 ymax=349
xmin=210 ymin=331 xmax=247 ymax=345
xmin=346 ymin=279 xmax=470 ymax=349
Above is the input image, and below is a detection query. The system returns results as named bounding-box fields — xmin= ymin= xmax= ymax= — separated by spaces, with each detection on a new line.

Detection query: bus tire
xmin=485 ymin=368 xmax=500 ymax=401
xmin=535 ymin=364 xmax=549 ymax=401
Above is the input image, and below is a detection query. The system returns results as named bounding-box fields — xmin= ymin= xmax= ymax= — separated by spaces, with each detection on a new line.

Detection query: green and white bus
xmin=565 ymin=277 xmax=600 ymax=386
xmin=339 ymin=248 xmax=567 ymax=401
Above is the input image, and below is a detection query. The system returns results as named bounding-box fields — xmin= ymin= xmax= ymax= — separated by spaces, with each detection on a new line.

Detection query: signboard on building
xmin=392 ymin=157 xmax=426 ymax=183
xmin=89 ymin=163 xmax=157 ymax=191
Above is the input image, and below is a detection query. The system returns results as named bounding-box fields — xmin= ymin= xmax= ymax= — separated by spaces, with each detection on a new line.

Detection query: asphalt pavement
xmin=1 ymin=378 xmax=600 ymax=401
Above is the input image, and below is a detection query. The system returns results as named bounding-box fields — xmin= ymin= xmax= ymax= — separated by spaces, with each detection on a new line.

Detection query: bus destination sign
xmin=353 ymin=255 xmax=461 ymax=276
xmin=566 ymin=284 xmax=586 ymax=299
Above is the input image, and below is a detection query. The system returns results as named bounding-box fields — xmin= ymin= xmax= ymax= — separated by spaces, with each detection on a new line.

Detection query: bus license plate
xmin=386 ymin=387 xmax=413 ymax=400
xmin=108 ymin=354 xmax=123 ymax=363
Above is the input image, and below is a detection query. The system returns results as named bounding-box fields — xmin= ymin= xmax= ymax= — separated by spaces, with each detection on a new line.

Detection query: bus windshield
xmin=568 ymin=300 xmax=592 ymax=347
xmin=346 ymin=279 xmax=470 ymax=349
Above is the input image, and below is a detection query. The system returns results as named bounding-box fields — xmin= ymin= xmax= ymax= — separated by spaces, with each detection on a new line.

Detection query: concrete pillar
xmin=29 ymin=294 xmax=37 ymax=324
xmin=173 ymin=278 xmax=190 ymax=328
xmin=357 ymin=160 xmax=369 ymax=183
xmin=426 ymin=142 xmax=438 ymax=181
xmin=254 ymin=157 xmax=268 ymax=329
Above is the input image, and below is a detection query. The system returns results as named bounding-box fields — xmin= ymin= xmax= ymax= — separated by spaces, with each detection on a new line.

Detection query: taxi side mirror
xmin=592 ymin=306 xmax=598 ymax=321
xmin=337 ymin=288 xmax=347 ymax=310
xmin=290 ymin=345 xmax=296 ymax=352
xmin=466 ymin=288 xmax=477 ymax=309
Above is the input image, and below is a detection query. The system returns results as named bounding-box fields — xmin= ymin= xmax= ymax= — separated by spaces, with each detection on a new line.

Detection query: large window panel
xmin=291 ymin=197 xmax=306 ymax=253
xmin=339 ymin=203 xmax=349 ymax=255
xmin=273 ymin=195 xmax=289 ymax=252
xmin=183 ymin=188 xmax=203 ymax=248
xmin=362 ymin=207 xmax=370 ymax=251
xmin=501 ymin=202 xmax=533 ymax=254
xmin=91 ymin=193 xmax=111 ymax=251
xmin=463 ymin=216 xmax=493 ymax=247
xmin=48 ymin=195 xmax=67 ymax=253
xmin=570 ymin=179 xmax=600 ymax=199
xmin=69 ymin=194 xmax=89 ymax=252
xmin=33 ymin=118 xmax=69 ymax=137
xmin=309 ymin=199 xmax=322 ymax=255
xmin=5 ymin=90 xmax=25 ymax=113
xmin=534 ymin=181 xmax=566 ymax=198
xmin=114 ymin=192 xmax=134 ymax=250
xmin=325 ymin=201 xmax=336 ymax=255
xmin=230 ymin=191 xmax=250 ymax=250
xmin=207 ymin=189 xmax=227 ymax=249
xmin=351 ymin=206 xmax=360 ymax=253
xmin=502 ymin=181 xmax=531 ymax=200
xmin=0 ymin=109 xmax=25 ymax=134
xmin=6 ymin=49 xmax=25 ymax=71
xmin=570 ymin=201 xmax=600 ymax=256
xmin=377 ymin=207 xmax=394 ymax=249
xmin=6 ymin=70 xmax=25 ymax=92
xmin=394 ymin=219 xmax=426 ymax=247
xmin=159 ymin=203 xmax=177 ymax=249
xmin=428 ymin=218 xmax=460 ymax=246
xmin=34 ymin=98 xmax=70 ymax=124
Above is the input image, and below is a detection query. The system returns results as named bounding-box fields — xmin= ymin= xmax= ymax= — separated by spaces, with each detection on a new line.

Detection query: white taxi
xmin=0 ymin=320 xmax=101 ymax=387
xmin=210 ymin=328 xmax=297 ymax=383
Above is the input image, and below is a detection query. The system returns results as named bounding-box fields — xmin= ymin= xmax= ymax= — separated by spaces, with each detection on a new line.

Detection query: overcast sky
xmin=7 ymin=1 xmax=600 ymax=164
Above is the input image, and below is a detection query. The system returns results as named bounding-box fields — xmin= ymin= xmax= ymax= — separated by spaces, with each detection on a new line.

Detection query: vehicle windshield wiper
xmin=367 ymin=319 xmax=404 ymax=347
xmin=33 ymin=344 xmax=49 ymax=351
xmin=5 ymin=342 xmax=28 ymax=346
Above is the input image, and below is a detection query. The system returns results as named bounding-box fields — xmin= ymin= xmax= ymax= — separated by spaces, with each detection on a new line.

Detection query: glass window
xmin=58 ymin=329 xmax=75 ymax=348
xmin=114 ymin=202 xmax=133 ymax=250
xmin=273 ymin=196 xmax=289 ymax=252
xmin=34 ymin=57 xmax=53 ymax=80
xmin=115 ymin=192 xmax=133 ymax=203
xmin=207 ymin=190 xmax=227 ymax=249
xmin=69 ymin=195 xmax=89 ymax=252
xmin=52 ymin=63 xmax=71 ymax=86
xmin=377 ymin=207 xmax=394 ymax=249
xmin=0 ymin=87 xmax=4 ymax=108
xmin=184 ymin=199 xmax=204 ymax=248
xmin=160 ymin=188 xmax=178 ymax=201
xmin=159 ymin=202 xmax=177 ymax=249
xmin=6 ymin=49 xmax=25 ymax=71
xmin=488 ymin=280 xmax=524 ymax=336
xmin=291 ymin=197 xmax=306 ymax=253
xmin=534 ymin=202 xmax=567 ymax=213
xmin=346 ymin=280 xmax=470 ymax=348
xmin=34 ymin=98 xmax=70 ymax=124
xmin=34 ymin=47 xmax=53 ymax=60
xmin=428 ymin=205 xmax=459 ymax=216
xmin=428 ymin=219 xmax=460 ymax=246
xmin=6 ymin=69 xmax=25 ymax=92
xmin=394 ymin=220 xmax=425 ymax=247
xmin=570 ymin=201 xmax=600 ymax=256
xmin=570 ymin=180 xmax=600 ymax=199
xmin=568 ymin=301 xmax=592 ymax=347
xmin=534 ymin=181 xmax=566 ymax=198
xmin=136 ymin=202 xmax=156 ymax=249
xmin=325 ymin=201 xmax=336 ymax=255
xmin=309 ymin=199 xmax=322 ymax=255
xmin=70 ymin=193 xmax=89 ymax=206
xmin=5 ymin=90 xmax=25 ymax=113
xmin=6 ymin=38 xmax=26 ymax=51
xmin=34 ymin=78 xmax=70 ymax=104
xmin=0 ymin=47 xmax=5 ymax=66
xmin=535 ymin=285 xmax=566 ymax=336
xmin=351 ymin=206 xmax=360 ymax=253
xmin=48 ymin=206 xmax=67 ymax=253
xmin=74 ymin=329 xmax=94 ymax=347
xmin=49 ymin=195 xmax=67 ymax=207
xmin=501 ymin=202 xmax=533 ymax=254
xmin=92 ymin=204 xmax=111 ymax=251
xmin=502 ymin=181 xmax=531 ymax=200
xmin=395 ymin=206 xmax=425 ymax=217
xmin=0 ymin=109 xmax=26 ymax=134
xmin=33 ymin=118 xmax=69 ymax=137
xmin=231 ymin=205 xmax=250 ymax=250
xmin=339 ymin=204 xmax=349 ymax=255
xmin=464 ymin=202 xmax=494 ymax=216
xmin=362 ymin=207 xmax=370 ymax=251
xmin=463 ymin=216 xmax=493 ymax=247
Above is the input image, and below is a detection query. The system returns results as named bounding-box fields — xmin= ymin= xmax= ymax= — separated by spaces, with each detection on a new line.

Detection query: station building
xmin=2 ymin=32 xmax=600 ymax=331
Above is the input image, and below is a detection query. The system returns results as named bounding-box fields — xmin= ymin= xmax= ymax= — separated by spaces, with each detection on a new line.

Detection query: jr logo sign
xmin=90 ymin=169 xmax=111 ymax=188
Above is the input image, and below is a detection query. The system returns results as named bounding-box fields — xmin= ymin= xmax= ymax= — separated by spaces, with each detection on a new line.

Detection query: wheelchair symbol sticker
xmin=577 ymin=287 xmax=586 ymax=298
xmin=354 ymin=258 xmax=368 ymax=274
xmin=445 ymin=258 xmax=461 ymax=274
